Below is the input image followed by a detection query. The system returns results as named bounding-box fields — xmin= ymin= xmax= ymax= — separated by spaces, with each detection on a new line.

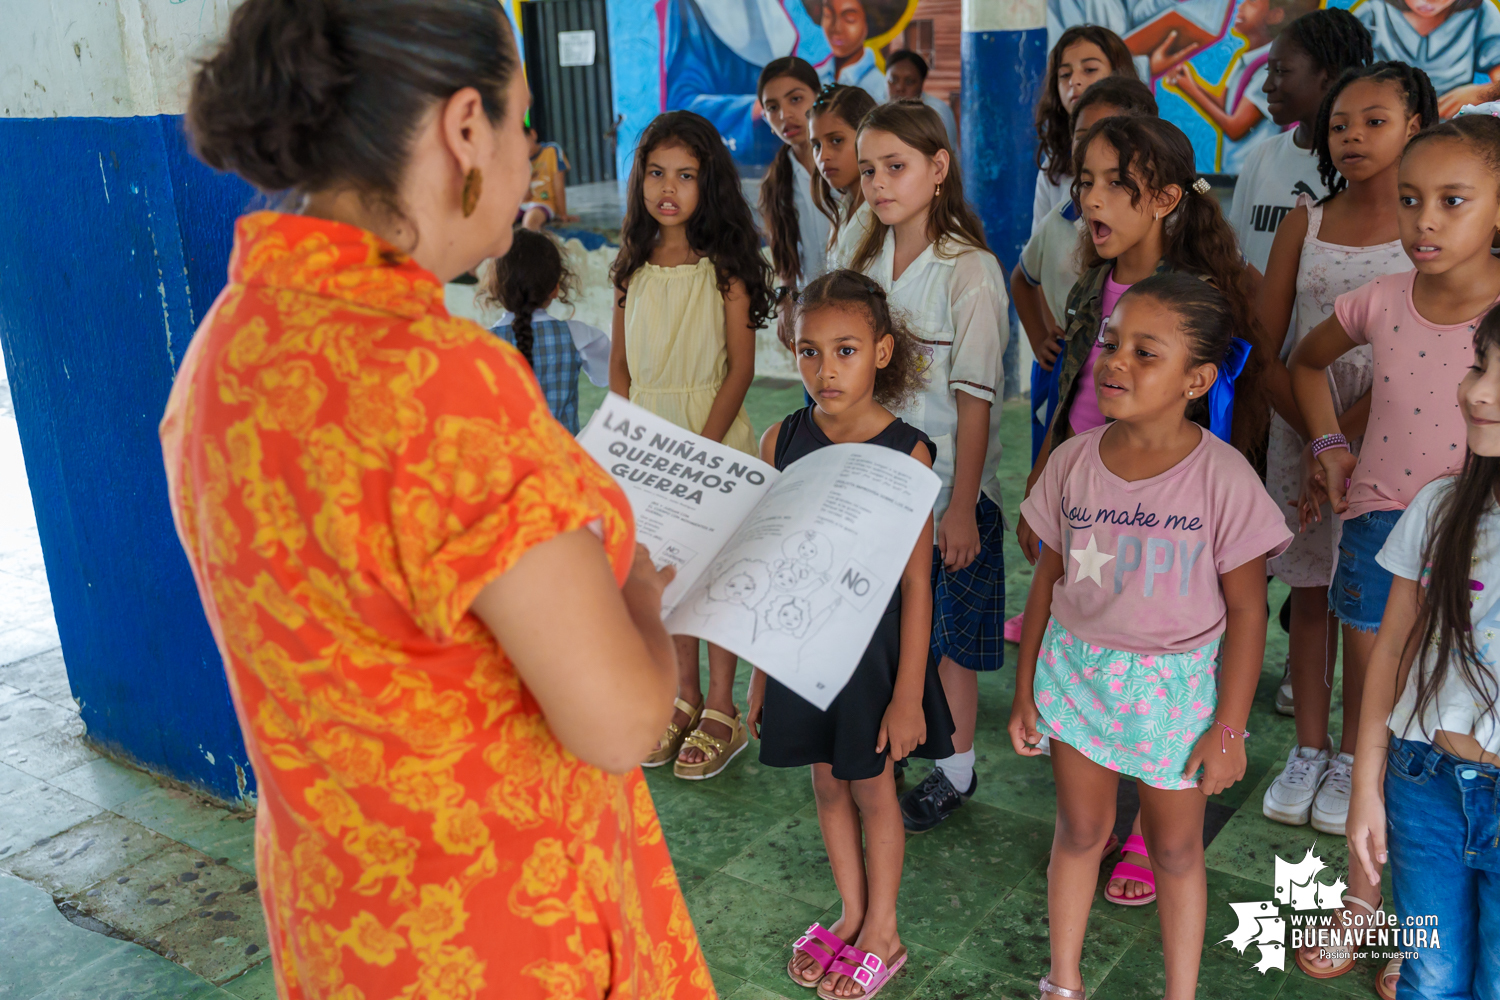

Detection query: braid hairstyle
xmin=1279 ymin=7 xmax=1373 ymax=79
xmin=1313 ymin=62 xmax=1437 ymax=199
xmin=795 ymin=269 xmax=924 ymax=409
xmin=611 ymin=110 xmax=776 ymax=330
xmin=1070 ymin=77 xmax=1159 ymax=129
xmin=849 ymin=101 xmax=990 ymax=273
xmin=1072 ymin=116 xmax=1268 ymax=455
xmin=1404 ymin=307 xmax=1500 ymax=734
xmin=1035 ymin=26 xmax=1137 ymax=187
xmin=809 ymin=83 xmax=878 ymax=245
xmin=758 ymin=57 xmax=823 ymax=287
xmin=479 ymin=228 xmax=573 ymax=369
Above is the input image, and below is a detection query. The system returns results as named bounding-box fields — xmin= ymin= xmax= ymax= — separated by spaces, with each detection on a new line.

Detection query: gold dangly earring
xmin=461 ymin=168 xmax=484 ymax=218
xmin=935 ymin=183 xmax=942 ymax=198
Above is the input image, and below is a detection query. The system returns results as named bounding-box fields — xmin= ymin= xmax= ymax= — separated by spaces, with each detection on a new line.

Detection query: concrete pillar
xmin=962 ymin=0 xmax=1048 ymax=397
xmin=0 ymin=1 xmax=256 ymax=804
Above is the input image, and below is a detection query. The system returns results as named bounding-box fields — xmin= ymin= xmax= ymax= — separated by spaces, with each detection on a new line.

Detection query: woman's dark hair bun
xmin=188 ymin=0 xmax=519 ymax=198
xmin=189 ymin=0 xmax=352 ymax=192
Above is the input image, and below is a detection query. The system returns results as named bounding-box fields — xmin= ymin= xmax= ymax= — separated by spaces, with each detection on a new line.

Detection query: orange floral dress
xmin=159 ymin=212 xmax=713 ymax=1000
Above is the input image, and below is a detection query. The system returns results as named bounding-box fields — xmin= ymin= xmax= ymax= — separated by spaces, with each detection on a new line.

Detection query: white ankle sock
xmin=936 ymin=748 xmax=975 ymax=792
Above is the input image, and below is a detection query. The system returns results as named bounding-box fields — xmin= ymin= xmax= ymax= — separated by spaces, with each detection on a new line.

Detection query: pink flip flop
xmin=1003 ymin=613 xmax=1025 ymax=643
xmin=1104 ymin=834 xmax=1156 ymax=906
xmin=787 ymin=923 xmax=846 ymax=989
xmin=817 ymin=944 xmax=908 ymax=999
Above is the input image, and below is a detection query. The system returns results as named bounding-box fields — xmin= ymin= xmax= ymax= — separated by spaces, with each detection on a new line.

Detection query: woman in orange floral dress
xmin=158 ymin=2 xmax=713 ymax=997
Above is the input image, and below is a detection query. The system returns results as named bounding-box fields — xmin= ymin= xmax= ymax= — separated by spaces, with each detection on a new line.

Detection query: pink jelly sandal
xmin=1004 ymin=613 xmax=1025 ymax=643
xmin=1104 ymin=834 xmax=1156 ymax=906
xmin=787 ymin=923 xmax=846 ymax=989
xmin=816 ymin=944 xmax=908 ymax=999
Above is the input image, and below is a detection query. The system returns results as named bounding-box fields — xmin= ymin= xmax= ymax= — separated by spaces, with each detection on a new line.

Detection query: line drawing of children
xmin=1352 ymin=0 xmax=1500 ymax=117
xmin=756 ymin=592 xmax=843 ymax=642
xmin=695 ymin=559 xmax=773 ymax=644
xmin=1165 ymin=0 xmax=1319 ymax=173
xmin=771 ymin=557 xmax=823 ymax=596
xmin=782 ymin=528 xmax=835 ymax=574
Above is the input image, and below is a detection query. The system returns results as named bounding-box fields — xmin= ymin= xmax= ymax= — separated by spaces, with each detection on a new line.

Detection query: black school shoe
xmin=899 ymin=766 xmax=976 ymax=832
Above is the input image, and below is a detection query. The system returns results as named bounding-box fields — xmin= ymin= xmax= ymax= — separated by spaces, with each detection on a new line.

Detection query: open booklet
xmin=578 ymin=394 xmax=940 ymax=710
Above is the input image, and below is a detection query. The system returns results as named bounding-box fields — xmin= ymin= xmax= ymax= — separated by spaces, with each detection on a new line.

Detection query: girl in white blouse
xmin=850 ymin=100 xmax=1010 ymax=830
xmin=1346 ymin=308 xmax=1500 ymax=1000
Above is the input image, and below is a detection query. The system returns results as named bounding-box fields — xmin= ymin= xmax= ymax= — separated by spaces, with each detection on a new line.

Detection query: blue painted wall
xmin=961 ymin=27 xmax=1048 ymax=275
xmin=0 ymin=113 xmax=257 ymax=804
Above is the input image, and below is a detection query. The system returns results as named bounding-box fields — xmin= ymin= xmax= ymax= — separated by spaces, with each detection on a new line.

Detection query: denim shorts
xmin=1329 ymin=509 xmax=1404 ymax=632
xmin=1384 ymin=737 xmax=1500 ymax=998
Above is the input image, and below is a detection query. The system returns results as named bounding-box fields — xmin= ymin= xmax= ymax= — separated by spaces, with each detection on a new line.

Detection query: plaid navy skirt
xmin=930 ymin=493 xmax=1007 ymax=671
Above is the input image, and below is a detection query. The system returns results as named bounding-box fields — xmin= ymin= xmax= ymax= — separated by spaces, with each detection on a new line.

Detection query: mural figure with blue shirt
xmin=658 ymin=0 xmax=806 ymax=164
xmin=803 ymin=0 xmax=919 ymax=102
xmin=657 ymin=0 xmax=918 ymax=167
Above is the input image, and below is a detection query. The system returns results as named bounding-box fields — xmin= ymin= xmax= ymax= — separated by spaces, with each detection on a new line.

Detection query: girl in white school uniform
xmin=759 ymin=57 xmax=832 ymax=303
xmin=850 ymin=100 xmax=1010 ymax=832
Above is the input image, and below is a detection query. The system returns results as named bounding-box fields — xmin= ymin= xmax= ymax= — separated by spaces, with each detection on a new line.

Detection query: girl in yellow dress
xmin=609 ymin=110 xmax=776 ymax=781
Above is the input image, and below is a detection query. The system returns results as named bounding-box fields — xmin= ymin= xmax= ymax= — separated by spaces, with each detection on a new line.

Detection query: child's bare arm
xmin=1010 ymin=543 xmax=1064 ymax=755
xmin=700 ymin=278 xmax=756 ymax=443
xmin=880 ymin=443 xmax=936 ymax=761
xmin=609 ymin=287 xmax=631 ymax=397
xmin=939 ymin=392 xmax=990 ymax=570
xmin=1011 ymin=262 xmax=1057 ymax=366
xmin=1257 ymin=207 xmax=1311 ymax=437
xmin=1348 ymin=575 xmax=1422 ymax=885
xmin=1289 ymin=315 xmax=1360 ymax=510
xmin=1184 ymin=556 xmax=1267 ymax=795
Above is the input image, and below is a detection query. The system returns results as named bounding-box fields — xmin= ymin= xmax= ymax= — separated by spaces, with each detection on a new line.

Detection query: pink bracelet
xmin=1311 ymin=433 xmax=1349 ymax=458
xmin=1215 ymin=720 xmax=1249 ymax=754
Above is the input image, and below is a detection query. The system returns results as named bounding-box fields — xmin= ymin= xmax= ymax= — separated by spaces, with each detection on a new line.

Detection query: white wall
xmin=1 ymin=0 xmax=237 ymax=118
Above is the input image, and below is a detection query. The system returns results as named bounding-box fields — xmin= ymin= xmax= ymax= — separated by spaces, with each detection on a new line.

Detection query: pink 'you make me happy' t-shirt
xmin=1020 ymin=425 xmax=1292 ymax=654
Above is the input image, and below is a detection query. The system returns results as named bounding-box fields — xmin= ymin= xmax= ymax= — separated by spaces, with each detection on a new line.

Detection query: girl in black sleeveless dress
xmin=757 ymin=404 xmax=956 ymax=779
xmin=757 ymin=271 xmax=957 ymax=996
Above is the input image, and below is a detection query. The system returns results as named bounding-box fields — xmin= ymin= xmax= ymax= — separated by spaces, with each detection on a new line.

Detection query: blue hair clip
xmin=1207 ymin=337 xmax=1252 ymax=443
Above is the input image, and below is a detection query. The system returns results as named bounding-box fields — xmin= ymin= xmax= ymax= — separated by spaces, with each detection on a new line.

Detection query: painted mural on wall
xmin=655 ymin=0 xmax=921 ymax=166
xmin=1048 ymin=0 xmax=1500 ymax=173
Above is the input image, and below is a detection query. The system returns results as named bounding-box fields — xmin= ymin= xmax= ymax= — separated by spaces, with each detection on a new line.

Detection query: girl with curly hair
xmin=749 ymin=269 xmax=953 ymax=999
xmin=610 ymin=109 xmax=776 ymax=782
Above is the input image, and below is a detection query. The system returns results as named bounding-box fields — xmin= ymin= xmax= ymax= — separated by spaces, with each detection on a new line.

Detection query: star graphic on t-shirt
xmin=1070 ymin=532 xmax=1115 ymax=587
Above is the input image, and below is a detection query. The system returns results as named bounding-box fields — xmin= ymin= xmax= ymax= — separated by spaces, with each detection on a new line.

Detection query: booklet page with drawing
xmin=578 ymin=395 xmax=940 ymax=709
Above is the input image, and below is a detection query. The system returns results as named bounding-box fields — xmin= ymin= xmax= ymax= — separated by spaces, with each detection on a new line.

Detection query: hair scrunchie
xmin=1207 ymin=337 xmax=1252 ymax=443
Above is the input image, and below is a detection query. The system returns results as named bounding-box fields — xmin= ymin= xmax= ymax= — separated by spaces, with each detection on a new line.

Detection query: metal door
xmin=521 ymin=0 xmax=617 ymax=185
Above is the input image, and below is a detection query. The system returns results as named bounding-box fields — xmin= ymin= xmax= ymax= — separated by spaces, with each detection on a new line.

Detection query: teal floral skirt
xmin=1035 ymin=618 xmax=1220 ymax=790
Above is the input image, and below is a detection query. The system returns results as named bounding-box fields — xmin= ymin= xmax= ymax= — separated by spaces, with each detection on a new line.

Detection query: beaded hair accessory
xmin=1192 ymin=177 xmax=1212 ymax=195
xmin=1457 ymin=101 xmax=1500 ymax=118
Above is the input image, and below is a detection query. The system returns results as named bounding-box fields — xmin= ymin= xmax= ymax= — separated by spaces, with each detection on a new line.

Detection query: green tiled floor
xmin=0 ymin=384 xmax=1381 ymax=1000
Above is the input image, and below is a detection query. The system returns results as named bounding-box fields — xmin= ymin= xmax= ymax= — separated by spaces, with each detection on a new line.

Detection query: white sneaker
xmin=1312 ymin=752 xmax=1355 ymax=835
xmin=1275 ymin=656 xmax=1295 ymax=716
xmin=1263 ymin=745 xmax=1330 ymax=825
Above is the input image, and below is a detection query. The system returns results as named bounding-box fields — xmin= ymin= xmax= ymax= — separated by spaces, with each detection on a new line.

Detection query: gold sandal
xmin=644 ymin=698 xmax=701 ymax=768
xmin=673 ymin=708 xmax=748 ymax=780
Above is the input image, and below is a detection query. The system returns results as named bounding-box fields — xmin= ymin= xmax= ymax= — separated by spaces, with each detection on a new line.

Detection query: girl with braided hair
xmin=483 ymin=228 xmax=609 ymax=434
xmin=1253 ymin=62 xmax=1436 ymax=988
xmin=1222 ymin=6 xmax=1375 ymax=272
